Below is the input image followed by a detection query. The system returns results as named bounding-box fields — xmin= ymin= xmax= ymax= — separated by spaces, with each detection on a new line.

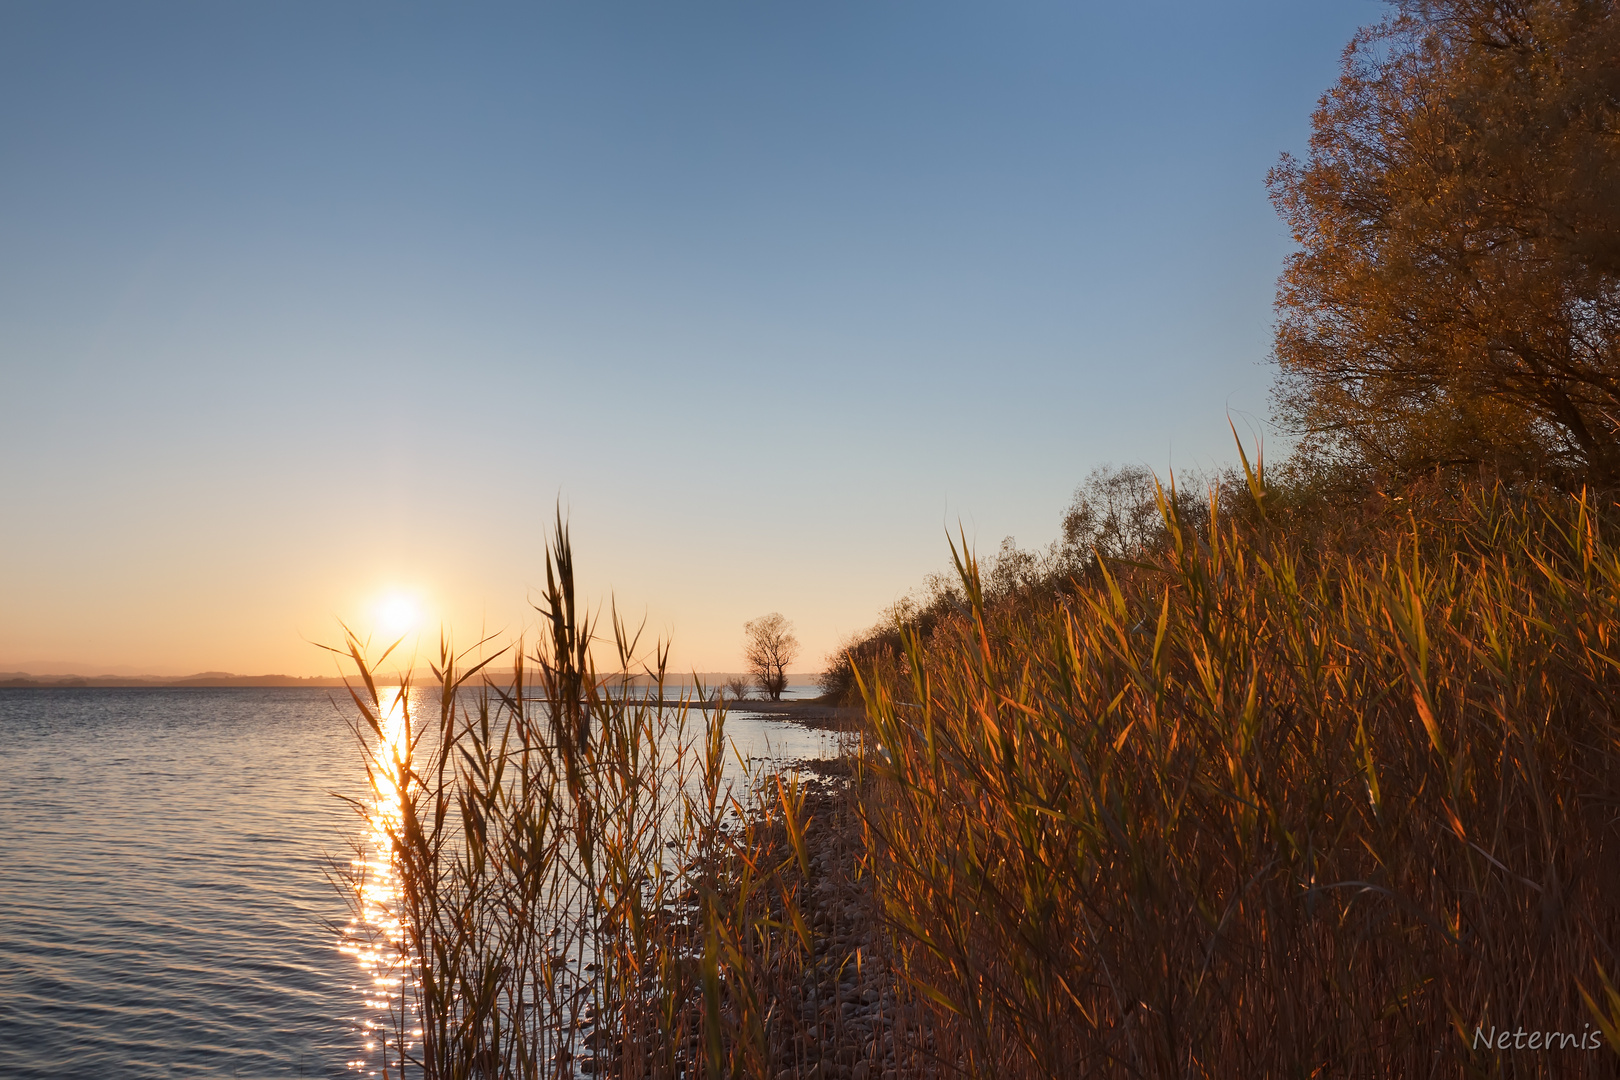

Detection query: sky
xmin=0 ymin=0 xmax=1378 ymax=678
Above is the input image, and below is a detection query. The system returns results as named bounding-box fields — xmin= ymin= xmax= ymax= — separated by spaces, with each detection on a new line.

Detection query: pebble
xmin=772 ymin=778 xmax=918 ymax=1080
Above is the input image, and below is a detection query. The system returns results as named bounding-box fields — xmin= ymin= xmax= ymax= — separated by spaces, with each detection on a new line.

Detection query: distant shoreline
xmin=0 ymin=674 xmax=352 ymax=689
xmin=0 ymin=677 xmax=849 ymax=715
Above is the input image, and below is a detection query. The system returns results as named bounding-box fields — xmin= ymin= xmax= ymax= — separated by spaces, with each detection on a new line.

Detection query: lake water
xmin=0 ymin=686 xmax=839 ymax=1080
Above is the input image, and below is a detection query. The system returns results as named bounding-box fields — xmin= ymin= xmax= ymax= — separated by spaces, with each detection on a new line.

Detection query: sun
xmin=374 ymin=592 xmax=424 ymax=639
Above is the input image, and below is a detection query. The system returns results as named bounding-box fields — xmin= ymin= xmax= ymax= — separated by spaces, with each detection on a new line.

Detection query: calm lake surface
xmin=0 ymin=686 xmax=837 ymax=1080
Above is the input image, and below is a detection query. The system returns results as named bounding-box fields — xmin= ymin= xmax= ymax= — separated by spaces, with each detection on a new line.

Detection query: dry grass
xmin=858 ymin=477 xmax=1620 ymax=1077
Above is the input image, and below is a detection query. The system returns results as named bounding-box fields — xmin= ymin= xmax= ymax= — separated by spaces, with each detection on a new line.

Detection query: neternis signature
xmin=1473 ymin=1025 xmax=1605 ymax=1052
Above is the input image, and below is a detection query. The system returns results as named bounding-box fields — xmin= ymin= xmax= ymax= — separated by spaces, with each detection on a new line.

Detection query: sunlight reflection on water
xmin=332 ymin=685 xmax=844 ymax=1077
xmin=338 ymin=687 xmax=415 ymax=1077
xmin=0 ymin=684 xmax=845 ymax=1079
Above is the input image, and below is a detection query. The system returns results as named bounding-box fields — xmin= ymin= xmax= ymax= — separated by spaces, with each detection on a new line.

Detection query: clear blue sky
xmin=0 ymin=1 xmax=1377 ymax=676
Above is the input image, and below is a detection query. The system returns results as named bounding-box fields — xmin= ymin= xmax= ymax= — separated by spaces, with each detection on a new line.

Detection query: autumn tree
xmin=742 ymin=613 xmax=799 ymax=702
xmin=1269 ymin=0 xmax=1620 ymax=485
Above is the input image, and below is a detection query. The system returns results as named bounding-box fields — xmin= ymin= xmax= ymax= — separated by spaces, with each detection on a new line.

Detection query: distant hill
xmin=0 ymin=672 xmax=350 ymax=688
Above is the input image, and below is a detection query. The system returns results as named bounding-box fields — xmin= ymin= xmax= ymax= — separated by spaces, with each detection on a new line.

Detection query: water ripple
xmin=0 ymin=688 xmax=372 ymax=1080
xmin=0 ymin=686 xmax=845 ymax=1079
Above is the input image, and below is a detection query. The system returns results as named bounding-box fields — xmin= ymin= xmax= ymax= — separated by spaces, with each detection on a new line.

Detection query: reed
xmin=332 ymin=518 xmax=822 ymax=1080
xmin=857 ymin=475 xmax=1620 ymax=1076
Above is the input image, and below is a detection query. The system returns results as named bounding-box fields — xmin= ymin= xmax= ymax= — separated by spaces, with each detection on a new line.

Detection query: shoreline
xmin=672 ymin=698 xmax=862 ymax=729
